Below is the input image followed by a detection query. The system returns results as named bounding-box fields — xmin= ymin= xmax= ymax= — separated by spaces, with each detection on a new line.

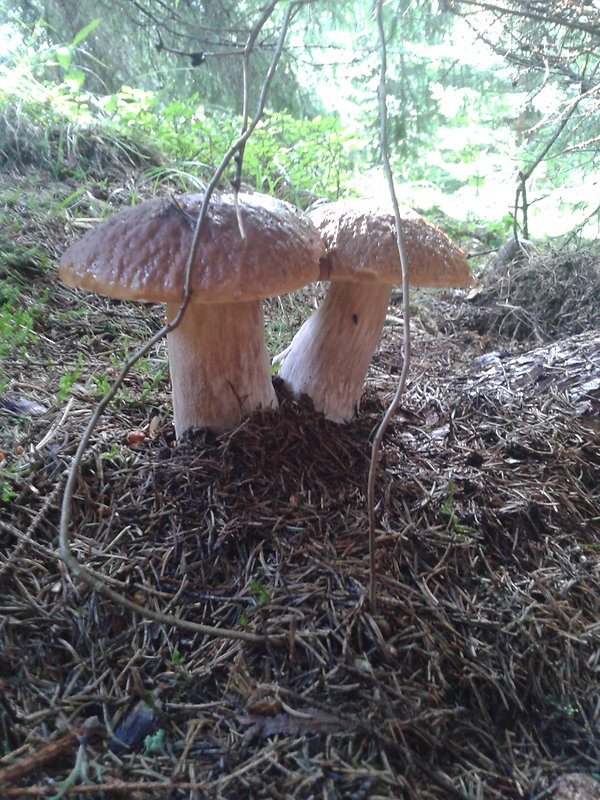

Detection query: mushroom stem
xmin=166 ymin=300 xmax=278 ymax=436
xmin=276 ymin=281 xmax=393 ymax=422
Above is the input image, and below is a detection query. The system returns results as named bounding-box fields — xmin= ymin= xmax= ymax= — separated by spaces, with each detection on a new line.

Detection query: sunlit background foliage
xmin=0 ymin=0 xmax=599 ymax=237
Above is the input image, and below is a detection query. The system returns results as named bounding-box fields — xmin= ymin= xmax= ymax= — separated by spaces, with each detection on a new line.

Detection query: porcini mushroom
xmin=275 ymin=198 xmax=473 ymax=422
xmin=59 ymin=192 xmax=323 ymax=436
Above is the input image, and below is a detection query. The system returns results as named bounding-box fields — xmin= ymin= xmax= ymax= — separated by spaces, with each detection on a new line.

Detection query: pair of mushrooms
xmin=59 ymin=193 xmax=472 ymax=436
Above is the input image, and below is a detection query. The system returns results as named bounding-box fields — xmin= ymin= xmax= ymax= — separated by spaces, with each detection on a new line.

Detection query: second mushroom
xmin=275 ymin=198 xmax=473 ymax=422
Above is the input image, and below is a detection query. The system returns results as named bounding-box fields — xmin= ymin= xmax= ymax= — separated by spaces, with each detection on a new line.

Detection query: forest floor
xmin=0 ymin=156 xmax=599 ymax=800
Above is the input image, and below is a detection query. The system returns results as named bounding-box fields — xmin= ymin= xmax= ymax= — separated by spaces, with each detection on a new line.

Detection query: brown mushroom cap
xmin=59 ymin=192 xmax=324 ymax=304
xmin=309 ymin=198 xmax=472 ymax=288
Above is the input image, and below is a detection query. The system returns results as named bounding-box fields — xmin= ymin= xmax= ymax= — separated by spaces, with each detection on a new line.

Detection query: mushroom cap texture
xmin=59 ymin=192 xmax=324 ymax=304
xmin=309 ymin=198 xmax=473 ymax=288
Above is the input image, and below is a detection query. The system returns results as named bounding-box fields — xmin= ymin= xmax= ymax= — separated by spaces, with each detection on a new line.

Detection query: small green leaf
xmin=143 ymin=728 xmax=166 ymax=755
xmin=250 ymin=579 xmax=271 ymax=606
xmin=440 ymin=481 xmax=455 ymax=516
xmin=72 ymin=18 xmax=102 ymax=47
xmin=64 ymin=69 xmax=85 ymax=90
xmin=55 ymin=46 xmax=71 ymax=70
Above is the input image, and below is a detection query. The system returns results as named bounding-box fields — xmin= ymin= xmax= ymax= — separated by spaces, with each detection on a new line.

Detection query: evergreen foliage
xmin=0 ymin=0 xmax=598 ymax=236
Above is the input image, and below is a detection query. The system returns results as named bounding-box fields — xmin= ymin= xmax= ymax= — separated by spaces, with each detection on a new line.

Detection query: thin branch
xmin=233 ymin=0 xmax=312 ymax=194
xmin=560 ymin=199 xmax=600 ymax=247
xmin=514 ymin=90 xmax=585 ymax=235
xmin=514 ymin=171 xmax=528 ymax=239
xmin=367 ymin=0 xmax=412 ymax=611
xmin=451 ymin=0 xmax=600 ymax=38
xmin=234 ymin=0 xmax=280 ymax=199
xmin=521 ymin=95 xmax=584 ymax=182
xmin=0 ymin=781 xmax=206 ymax=797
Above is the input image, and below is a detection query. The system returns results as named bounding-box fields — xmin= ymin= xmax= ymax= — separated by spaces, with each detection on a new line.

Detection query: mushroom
xmin=275 ymin=198 xmax=473 ymax=422
xmin=59 ymin=192 xmax=324 ymax=436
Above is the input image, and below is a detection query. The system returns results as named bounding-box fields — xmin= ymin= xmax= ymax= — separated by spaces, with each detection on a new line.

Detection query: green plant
xmin=100 ymin=443 xmax=120 ymax=462
xmin=90 ymin=373 xmax=111 ymax=398
xmin=249 ymin=579 xmax=271 ymax=606
xmin=0 ymin=280 xmax=47 ymax=361
xmin=545 ymin=694 xmax=580 ymax=719
xmin=139 ymin=361 xmax=169 ymax=401
xmin=92 ymin=88 xmax=353 ymax=201
xmin=236 ymin=580 xmax=272 ymax=627
xmin=0 ymin=472 xmax=19 ymax=503
xmin=56 ymin=353 xmax=85 ymax=402
xmin=0 ymin=306 xmax=35 ymax=357
xmin=0 ymin=241 xmax=49 ymax=273
xmin=100 ymin=443 xmax=139 ymax=468
xmin=441 ymin=481 xmax=476 ymax=536
xmin=0 ymin=457 xmax=32 ymax=503
xmin=143 ymin=728 xmax=166 ymax=756
xmin=108 ymin=339 xmax=131 ymax=368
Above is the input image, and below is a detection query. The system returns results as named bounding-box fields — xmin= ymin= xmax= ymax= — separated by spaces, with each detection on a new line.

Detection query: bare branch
xmin=450 ymin=0 xmax=600 ymax=38
xmin=367 ymin=0 xmax=413 ymax=611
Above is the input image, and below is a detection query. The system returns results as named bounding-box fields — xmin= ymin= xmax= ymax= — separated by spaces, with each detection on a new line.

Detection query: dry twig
xmin=368 ymin=0 xmax=413 ymax=610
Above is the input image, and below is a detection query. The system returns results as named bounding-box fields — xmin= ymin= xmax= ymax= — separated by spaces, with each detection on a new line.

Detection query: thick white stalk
xmin=166 ymin=300 xmax=278 ymax=436
xmin=277 ymin=282 xmax=393 ymax=422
